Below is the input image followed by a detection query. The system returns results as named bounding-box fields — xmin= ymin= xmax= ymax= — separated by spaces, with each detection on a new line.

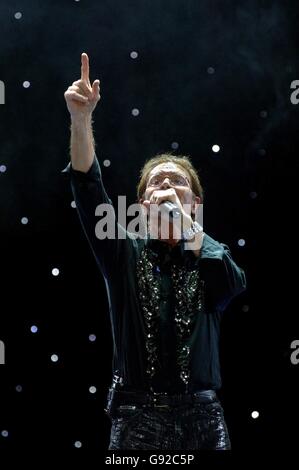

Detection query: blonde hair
xmin=137 ymin=152 xmax=204 ymax=201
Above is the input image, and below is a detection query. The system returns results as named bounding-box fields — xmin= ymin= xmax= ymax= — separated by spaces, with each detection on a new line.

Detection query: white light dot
xmin=23 ymin=81 xmax=30 ymax=88
xmin=89 ymin=386 xmax=97 ymax=394
xmin=51 ymin=354 xmax=59 ymax=363
xmin=242 ymin=305 xmax=250 ymax=313
xmin=30 ymin=325 xmax=38 ymax=334
xmin=89 ymin=334 xmax=96 ymax=342
xmin=130 ymin=51 xmax=138 ymax=59
xmin=171 ymin=142 xmax=179 ymax=150
xmin=207 ymin=66 xmax=215 ymax=74
xmin=250 ymin=191 xmax=258 ymax=199
xmin=52 ymin=268 xmax=60 ymax=277
xmin=238 ymin=239 xmax=246 ymax=247
xmin=251 ymin=411 xmax=259 ymax=419
xmin=132 ymin=108 xmax=140 ymax=116
xmin=71 ymin=200 xmax=76 ymax=208
xmin=0 ymin=165 xmax=7 ymax=173
xmin=260 ymin=110 xmax=268 ymax=118
xmin=74 ymin=440 xmax=82 ymax=448
xmin=15 ymin=385 xmax=23 ymax=392
xmin=1 ymin=430 xmax=9 ymax=438
xmin=212 ymin=145 xmax=220 ymax=153
xmin=14 ymin=12 xmax=22 ymax=20
xmin=21 ymin=217 xmax=28 ymax=225
xmin=103 ymin=159 xmax=111 ymax=167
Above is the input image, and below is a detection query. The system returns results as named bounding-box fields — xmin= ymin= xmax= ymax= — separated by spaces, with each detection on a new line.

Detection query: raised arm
xmin=63 ymin=54 xmax=131 ymax=279
xmin=64 ymin=52 xmax=100 ymax=172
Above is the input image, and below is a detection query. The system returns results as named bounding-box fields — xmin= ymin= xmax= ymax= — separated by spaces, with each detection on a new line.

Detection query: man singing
xmin=63 ymin=53 xmax=246 ymax=450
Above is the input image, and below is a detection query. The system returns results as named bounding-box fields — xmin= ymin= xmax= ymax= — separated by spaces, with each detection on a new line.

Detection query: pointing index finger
xmin=81 ymin=52 xmax=90 ymax=84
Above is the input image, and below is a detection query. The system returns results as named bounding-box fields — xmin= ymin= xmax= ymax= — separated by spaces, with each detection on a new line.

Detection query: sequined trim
xmin=136 ymin=249 xmax=161 ymax=380
xmin=172 ymin=265 xmax=204 ymax=386
xmin=136 ymin=247 xmax=204 ymax=389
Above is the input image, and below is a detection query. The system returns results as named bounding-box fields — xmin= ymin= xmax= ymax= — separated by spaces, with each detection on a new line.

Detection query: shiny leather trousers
xmin=108 ymin=400 xmax=231 ymax=450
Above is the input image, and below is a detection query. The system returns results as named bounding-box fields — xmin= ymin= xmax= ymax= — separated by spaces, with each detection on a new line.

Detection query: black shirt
xmin=63 ymin=155 xmax=246 ymax=393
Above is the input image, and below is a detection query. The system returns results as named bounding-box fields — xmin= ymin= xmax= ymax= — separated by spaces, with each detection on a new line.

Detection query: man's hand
xmin=143 ymin=188 xmax=190 ymax=221
xmin=64 ymin=53 xmax=100 ymax=120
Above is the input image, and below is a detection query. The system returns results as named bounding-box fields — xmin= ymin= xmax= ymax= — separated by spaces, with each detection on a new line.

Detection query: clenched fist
xmin=64 ymin=53 xmax=101 ymax=120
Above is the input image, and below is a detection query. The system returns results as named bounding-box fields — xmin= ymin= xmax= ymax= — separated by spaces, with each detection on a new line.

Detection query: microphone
xmin=158 ymin=201 xmax=181 ymax=219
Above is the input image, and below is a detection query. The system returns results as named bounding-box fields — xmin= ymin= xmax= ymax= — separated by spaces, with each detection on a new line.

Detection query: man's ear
xmin=191 ymin=196 xmax=201 ymax=215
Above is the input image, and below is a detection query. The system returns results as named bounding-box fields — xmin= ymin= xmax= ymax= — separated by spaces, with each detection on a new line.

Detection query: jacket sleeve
xmin=199 ymin=235 xmax=247 ymax=312
xmin=62 ymin=154 xmax=128 ymax=280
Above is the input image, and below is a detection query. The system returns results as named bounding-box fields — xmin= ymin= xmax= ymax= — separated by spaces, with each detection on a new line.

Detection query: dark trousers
xmin=108 ymin=395 xmax=231 ymax=450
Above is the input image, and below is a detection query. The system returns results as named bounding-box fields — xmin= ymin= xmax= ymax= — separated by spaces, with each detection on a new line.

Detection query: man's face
xmin=140 ymin=162 xmax=201 ymax=242
xmin=143 ymin=162 xmax=196 ymax=209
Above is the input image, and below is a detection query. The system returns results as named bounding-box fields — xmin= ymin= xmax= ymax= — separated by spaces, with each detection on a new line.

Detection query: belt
xmin=107 ymin=388 xmax=217 ymax=409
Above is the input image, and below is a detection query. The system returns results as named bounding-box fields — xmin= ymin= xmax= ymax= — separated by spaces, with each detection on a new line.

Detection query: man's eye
xmin=173 ymin=177 xmax=185 ymax=185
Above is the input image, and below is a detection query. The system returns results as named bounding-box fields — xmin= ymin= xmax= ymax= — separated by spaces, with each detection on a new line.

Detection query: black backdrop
xmin=0 ymin=0 xmax=298 ymax=459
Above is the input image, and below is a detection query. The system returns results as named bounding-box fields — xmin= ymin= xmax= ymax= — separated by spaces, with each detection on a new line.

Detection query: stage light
xmin=15 ymin=385 xmax=23 ymax=392
xmin=89 ymin=386 xmax=97 ymax=394
xmin=30 ymin=325 xmax=38 ymax=333
xmin=251 ymin=411 xmax=259 ymax=419
xmin=260 ymin=110 xmax=268 ymax=118
xmin=71 ymin=201 xmax=76 ymax=208
xmin=0 ymin=165 xmax=7 ymax=173
xmin=171 ymin=142 xmax=179 ymax=150
xmin=132 ymin=108 xmax=140 ymax=116
xmin=21 ymin=217 xmax=28 ymax=225
xmin=238 ymin=239 xmax=246 ymax=247
xmin=103 ymin=160 xmax=111 ymax=167
xmin=258 ymin=149 xmax=266 ymax=156
xmin=52 ymin=268 xmax=60 ymax=276
xmin=212 ymin=145 xmax=220 ymax=153
xmin=250 ymin=191 xmax=258 ymax=199
xmin=1 ymin=430 xmax=9 ymax=437
xmin=74 ymin=440 xmax=82 ymax=448
xmin=130 ymin=51 xmax=138 ymax=59
xmin=89 ymin=334 xmax=96 ymax=342
xmin=14 ymin=12 xmax=22 ymax=20
xmin=242 ymin=305 xmax=249 ymax=313
xmin=51 ymin=354 xmax=59 ymax=363
xmin=207 ymin=67 xmax=215 ymax=74
xmin=23 ymin=81 xmax=30 ymax=88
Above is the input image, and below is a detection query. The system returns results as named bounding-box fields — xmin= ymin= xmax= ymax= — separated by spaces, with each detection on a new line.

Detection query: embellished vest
xmin=136 ymin=245 xmax=204 ymax=391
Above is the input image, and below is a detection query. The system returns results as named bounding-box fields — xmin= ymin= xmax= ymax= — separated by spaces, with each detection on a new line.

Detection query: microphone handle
xmin=159 ymin=201 xmax=181 ymax=219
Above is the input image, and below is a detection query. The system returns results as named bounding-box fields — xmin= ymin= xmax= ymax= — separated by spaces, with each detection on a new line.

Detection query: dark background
xmin=0 ymin=0 xmax=298 ymax=459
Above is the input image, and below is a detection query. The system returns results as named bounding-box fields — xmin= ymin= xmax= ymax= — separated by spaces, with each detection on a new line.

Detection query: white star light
xmin=212 ymin=145 xmax=220 ymax=153
xmin=50 ymin=354 xmax=59 ymax=363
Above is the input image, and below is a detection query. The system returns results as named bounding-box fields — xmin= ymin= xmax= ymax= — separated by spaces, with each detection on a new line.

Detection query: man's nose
xmin=160 ymin=178 xmax=171 ymax=188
